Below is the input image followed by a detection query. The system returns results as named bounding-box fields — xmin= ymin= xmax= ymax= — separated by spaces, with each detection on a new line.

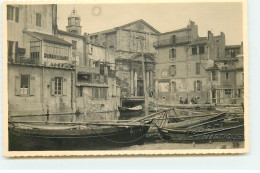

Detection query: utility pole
xmin=137 ymin=36 xmax=148 ymax=117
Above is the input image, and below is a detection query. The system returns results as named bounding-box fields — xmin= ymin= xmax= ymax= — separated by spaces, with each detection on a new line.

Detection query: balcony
xmin=220 ymin=65 xmax=236 ymax=71
xmin=77 ymin=66 xmax=100 ymax=74
xmin=8 ymin=55 xmax=40 ymax=65
xmin=153 ymin=36 xmax=191 ymax=48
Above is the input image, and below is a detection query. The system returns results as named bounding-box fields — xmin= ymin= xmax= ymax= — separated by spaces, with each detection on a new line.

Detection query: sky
xmin=57 ymin=3 xmax=243 ymax=45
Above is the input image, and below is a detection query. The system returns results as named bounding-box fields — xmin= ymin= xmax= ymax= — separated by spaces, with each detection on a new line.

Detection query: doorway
xmin=137 ymin=80 xmax=144 ymax=96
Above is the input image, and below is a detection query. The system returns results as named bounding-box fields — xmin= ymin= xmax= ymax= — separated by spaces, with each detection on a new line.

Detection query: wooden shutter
xmin=15 ymin=7 xmax=19 ymax=22
xmin=15 ymin=75 xmax=21 ymax=96
xmin=169 ymin=49 xmax=172 ymax=59
xmin=199 ymin=81 xmax=202 ymax=92
xmin=62 ymin=78 xmax=67 ymax=96
xmin=51 ymin=78 xmax=55 ymax=96
xmin=173 ymin=65 xmax=176 ymax=76
xmin=92 ymin=88 xmax=95 ymax=98
xmin=194 ymin=81 xmax=196 ymax=91
xmin=30 ymin=76 xmax=35 ymax=95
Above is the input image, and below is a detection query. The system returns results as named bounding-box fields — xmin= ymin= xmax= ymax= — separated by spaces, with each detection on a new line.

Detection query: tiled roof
xmin=31 ymin=32 xmax=72 ymax=46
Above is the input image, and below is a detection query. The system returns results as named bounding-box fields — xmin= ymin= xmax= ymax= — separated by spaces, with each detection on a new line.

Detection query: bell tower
xmin=66 ymin=9 xmax=82 ymax=35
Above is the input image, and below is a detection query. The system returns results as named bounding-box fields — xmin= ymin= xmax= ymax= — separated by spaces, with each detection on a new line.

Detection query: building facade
xmin=90 ymin=19 xmax=159 ymax=108
xmin=7 ymin=4 xmax=75 ymax=118
xmin=58 ymin=9 xmax=120 ymax=120
xmin=154 ymin=21 xmax=226 ymax=105
xmin=208 ymin=43 xmax=244 ymax=104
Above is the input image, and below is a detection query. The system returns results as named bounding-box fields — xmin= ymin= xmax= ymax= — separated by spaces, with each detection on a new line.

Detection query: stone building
xmin=7 ymin=4 xmax=75 ymax=118
xmin=90 ymin=19 xmax=159 ymax=107
xmin=58 ymin=9 xmax=120 ymax=120
xmin=208 ymin=42 xmax=244 ymax=104
xmin=154 ymin=21 xmax=226 ymax=105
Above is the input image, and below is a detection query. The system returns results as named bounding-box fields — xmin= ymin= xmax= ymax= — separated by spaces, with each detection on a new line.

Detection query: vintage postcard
xmin=3 ymin=0 xmax=249 ymax=157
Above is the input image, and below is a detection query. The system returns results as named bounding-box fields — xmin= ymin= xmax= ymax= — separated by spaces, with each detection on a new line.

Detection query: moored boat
xmin=156 ymin=113 xmax=244 ymax=143
xmin=118 ymin=105 xmax=143 ymax=120
xmin=8 ymin=120 xmax=151 ymax=151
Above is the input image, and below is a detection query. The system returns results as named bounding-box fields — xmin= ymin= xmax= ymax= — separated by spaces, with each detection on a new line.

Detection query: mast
xmin=142 ymin=53 xmax=149 ymax=117
xmin=137 ymin=36 xmax=149 ymax=117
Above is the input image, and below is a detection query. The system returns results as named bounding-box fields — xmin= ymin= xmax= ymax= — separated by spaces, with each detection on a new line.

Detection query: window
xmin=55 ymin=77 xmax=62 ymax=95
xmin=225 ymin=89 xmax=231 ymax=97
xmin=36 ymin=13 xmax=41 ymax=27
xmin=169 ymin=65 xmax=176 ymax=76
xmin=72 ymin=40 xmax=77 ymax=50
xmin=15 ymin=42 xmax=18 ymax=59
xmin=226 ymin=73 xmax=229 ymax=79
xmin=7 ymin=5 xmax=14 ymax=20
xmin=199 ymin=46 xmax=204 ymax=54
xmin=8 ymin=41 xmax=14 ymax=60
xmin=20 ymin=75 xmax=30 ymax=95
xmin=100 ymin=63 xmax=105 ymax=75
xmin=242 ymin=73 xmax=244 ymax=86
xmin=15 ymin=75 xmax=35 ymax=96
xmin=15 ymin=7 xmax=19 ymax=22
xmin=196 ymin=63 xmax=200 ymax=75
xmin=230 ymin=49 xmax=236 ymax=57
xmin=192 ymin=46 xmax=197 ymax=55
xmin=100 ymin=88 xmax=108 ymax=99
xmin=92 ymin=88 xmax=99 ymax=98
xmin=170 ymin=81 xmax=176 ymax=93
xmin=194 ymin=80 xmax=202 ymax=92
xmin=77 ymin=87 xmax=83 ymax=97
xmin=30 ymin=41 xmax=40 ymax=63
xmin=169 ymin=48 xmax=176 ymax=59
xmin=212 ymin=71 xmax=217 ymax=81
xmin=43 ymin=42 xmax=69 ymax=61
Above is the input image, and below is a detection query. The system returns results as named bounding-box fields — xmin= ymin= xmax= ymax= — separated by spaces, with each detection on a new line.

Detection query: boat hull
xmin=158 ymin=124 xmax=244 ymax=143
xmin=8 ymin=124 xmax=150 ymax=151
xmin=118 ymin=108 xmax=143 ymax=120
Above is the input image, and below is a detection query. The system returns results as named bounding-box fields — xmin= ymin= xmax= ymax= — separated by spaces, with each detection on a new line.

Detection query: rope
xmin=89 ymin=125 xmax=150 ymax=144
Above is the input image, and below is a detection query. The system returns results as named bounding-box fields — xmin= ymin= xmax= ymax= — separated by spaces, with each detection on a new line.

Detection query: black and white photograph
xmin=3 ymin=1 xmax=248 ymax=156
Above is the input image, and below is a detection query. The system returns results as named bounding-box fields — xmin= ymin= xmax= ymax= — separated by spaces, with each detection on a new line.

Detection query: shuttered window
xmin=7 ymin=5 xmax=14 ymax=21
xmin=169 ymin=65 xmax=176 ymax=76
xmin=212 ymin=71 xmax=217 ymax=81
xmin=170 ymin=81 xmax=176 ymax=93
xmin=199 ymin=46 xmax=204 ymax=54
xmin=77 ymin=87 xmax=83 ymax=97
xmin=36 ymin=13 xmax=41 ymax=27
xmin=15 ymin=7 xmax=19 ymax=22
xmin=15 ymin=75 xmax=35 ymax=96
xmin=92 ymin=88 xmax=108 ymax=99
xmin=196 ymin=63 xmax=200 ymax=75
xmin=194 ymin=80 xmax=202 ymax=92
xmin=169 ymin=48 xmax=176 ymax=60
xmin=192 ymin=46 xmax=197 ymax=55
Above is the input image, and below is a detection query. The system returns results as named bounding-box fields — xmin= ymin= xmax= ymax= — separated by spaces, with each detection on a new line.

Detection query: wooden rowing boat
xmin=118 ymin=105 xmax=143 ymax=120
xmin=156 ymin=113 xmax=244 ymax=143
xmin=8 ymin=120 xmax=151 ymax=151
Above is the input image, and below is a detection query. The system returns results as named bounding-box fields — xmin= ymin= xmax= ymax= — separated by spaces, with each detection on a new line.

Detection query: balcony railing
xmin=8 ymin=55 xmax=40 ymax=65
xmin=77 ymin=66 xmax=100 ymax=74
xmin=153 ymin=36 xmax=191 ymax=47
